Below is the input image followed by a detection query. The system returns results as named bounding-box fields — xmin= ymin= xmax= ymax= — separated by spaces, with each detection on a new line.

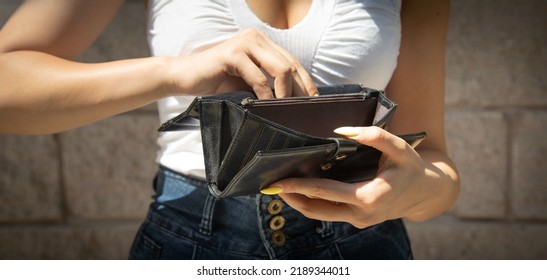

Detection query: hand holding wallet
xmin=159 ymin=84 xmax=426 ymax=198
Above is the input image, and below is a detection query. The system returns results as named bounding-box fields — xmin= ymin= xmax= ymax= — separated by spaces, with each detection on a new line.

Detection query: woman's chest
xmin=148 ymin=0 xmax=402 ymax=88
xmin=244 ymin=0 xmax=313 ymax=30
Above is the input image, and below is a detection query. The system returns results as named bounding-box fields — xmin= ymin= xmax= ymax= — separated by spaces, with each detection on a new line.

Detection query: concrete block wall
xmin=0 ymin=0 xmax=154 ymax=259
xmin=1 ymin=0 xmax=545 ymax=259
xmin=406 ymin=0 xmax=547 ymax=259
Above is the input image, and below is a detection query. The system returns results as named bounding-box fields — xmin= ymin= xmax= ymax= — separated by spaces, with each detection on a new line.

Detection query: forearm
xmin=0 ymin=28 xmax=319 ymax=135
xmin=405 ymin=148 xmax=461 ymax=222
xmin=0 ymin=51 xmax=172 ymax=134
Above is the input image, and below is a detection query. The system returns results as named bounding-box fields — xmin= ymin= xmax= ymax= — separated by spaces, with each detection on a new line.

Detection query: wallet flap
xmin=212 ymin=143 xmax=339 ymax=197
xmin=157 ymin=91 xmax=256 ymax=132
xmin=373 ymin=92 xmax=397 ymax=128
xmin=213 ymin=132 xmax=426 ymax=197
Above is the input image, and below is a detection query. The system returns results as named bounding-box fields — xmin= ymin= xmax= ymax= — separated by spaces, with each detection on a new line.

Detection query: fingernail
xmin=334 ymin=127 xmax=360 ymax=137
xmin=260 ymin=185 xmax=283 ymax=195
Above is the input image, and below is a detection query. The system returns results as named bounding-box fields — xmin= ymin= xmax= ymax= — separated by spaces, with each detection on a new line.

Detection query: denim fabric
xmin=129 ymin=166 xmax=413 ymax=260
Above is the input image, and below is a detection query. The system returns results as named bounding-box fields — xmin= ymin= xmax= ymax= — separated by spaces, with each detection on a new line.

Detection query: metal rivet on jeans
xmin=271 ymin=230 xmax=286 ymax=247
xmin=267 ymin=199 xmax=283 ymax=215
xmin=269 ymin=215 xmax=286 ymax=231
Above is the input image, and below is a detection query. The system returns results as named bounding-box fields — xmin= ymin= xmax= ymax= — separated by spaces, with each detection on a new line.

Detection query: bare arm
xmin=272 ymin=0 xmax=460 ymax=227
xmin=386 ymin=0 xmax=460 ymax=221
xmin=0 ymin=0 xmax=168 ymax=134
xmin=0 ymin=0 xmax=317 ymax=135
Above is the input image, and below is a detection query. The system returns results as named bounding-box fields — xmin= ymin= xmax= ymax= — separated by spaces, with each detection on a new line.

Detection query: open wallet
xmin=158 ymin=84 xmax=426 ymax=198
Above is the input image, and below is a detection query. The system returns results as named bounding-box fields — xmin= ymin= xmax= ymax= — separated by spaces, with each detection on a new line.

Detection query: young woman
xmin=0 ymin=0 xmax=459 ymax=259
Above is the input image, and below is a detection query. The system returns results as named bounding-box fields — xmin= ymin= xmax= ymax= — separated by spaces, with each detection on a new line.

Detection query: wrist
xmin=155 ymin=55 xmax=185 ymax=97
xmin=405 ymin=150 xmax=461 ymax=222
xmin=158 ymin=54 xmax=210 ymax=97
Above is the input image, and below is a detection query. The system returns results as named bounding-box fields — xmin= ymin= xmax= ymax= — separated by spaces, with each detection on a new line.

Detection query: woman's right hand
xmin=165 ymin=29 xmax=318 ymax=98
xmin=0 ymin=1 xmax=314 ymax=135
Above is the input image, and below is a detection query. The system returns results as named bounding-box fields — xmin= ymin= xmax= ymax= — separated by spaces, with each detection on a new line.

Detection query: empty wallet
xmin=158 ymin=84 xmax=426 ymax=198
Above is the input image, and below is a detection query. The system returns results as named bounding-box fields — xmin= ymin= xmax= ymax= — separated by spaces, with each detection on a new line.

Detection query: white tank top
xmin=148 ymin=0 xmax=402 ymax=177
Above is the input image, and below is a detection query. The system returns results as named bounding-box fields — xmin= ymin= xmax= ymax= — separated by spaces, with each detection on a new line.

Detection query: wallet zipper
xmin=241 ymin=93 xmax=371 ymax=107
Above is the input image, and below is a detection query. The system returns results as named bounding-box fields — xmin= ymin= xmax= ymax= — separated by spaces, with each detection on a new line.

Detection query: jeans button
xmin=271 ymin=230 xmax=286 ymax=247
xmin=269 ymin=215 xmax=286 ymax=230
xmin=267 ymin=199 xmax=283 ymax=215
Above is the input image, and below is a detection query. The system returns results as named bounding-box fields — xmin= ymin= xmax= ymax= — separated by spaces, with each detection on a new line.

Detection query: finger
xmin=223 ymin=29 xmax=294 ymax=98
xmin=273 ymin=73 xmax=292 ymax=98
xmin=258 ymin=34 xmax=318 ymax=96
xmin=334 ymin=126 xmax=411 ymax=162
xmin=226 ymin=53 xmax=274 ymax=99
xmin=270 ymin=177 xmax=358 ymax=204
xmin=285 ymin=65 xmax=307 ymax=97
xmin=270 ymin=52 xmax=316 ymax=97
xmin=245 ymin=43 xmax=295 ymax=98
xmin=280 ymin=193 xmax=367 ymax=226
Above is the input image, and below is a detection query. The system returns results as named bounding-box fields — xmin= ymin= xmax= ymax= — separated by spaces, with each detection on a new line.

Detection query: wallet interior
xmin=245 ymin=98 xmax=377 ymax=138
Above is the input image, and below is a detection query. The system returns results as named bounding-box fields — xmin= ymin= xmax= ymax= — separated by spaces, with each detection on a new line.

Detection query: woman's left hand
xmin=268 ymin=126 xmax=447 ymax=229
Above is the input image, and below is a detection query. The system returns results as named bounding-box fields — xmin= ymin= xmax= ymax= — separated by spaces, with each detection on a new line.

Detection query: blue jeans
xmin=129 ymin=166 xmax=413 ymax=259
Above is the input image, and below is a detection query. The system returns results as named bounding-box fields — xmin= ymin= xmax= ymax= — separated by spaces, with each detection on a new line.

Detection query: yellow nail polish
xmin=333 ymin=127 xmax=360 ymax=137
xmin=260 ymin=185 xmax=283 ymax=195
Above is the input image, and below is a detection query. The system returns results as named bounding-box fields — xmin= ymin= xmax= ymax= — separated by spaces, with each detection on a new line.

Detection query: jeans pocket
xmin=129 ymin=224 xmax=163 ymax=260
xmin=334 ymin=220 xmax=412 ymax=260
xmin=130 ymin=218 xmax=201 ymax=260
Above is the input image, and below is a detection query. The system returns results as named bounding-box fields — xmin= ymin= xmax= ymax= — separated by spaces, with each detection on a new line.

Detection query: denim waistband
xmin=142 ymin=165 xmax=412 ymax=259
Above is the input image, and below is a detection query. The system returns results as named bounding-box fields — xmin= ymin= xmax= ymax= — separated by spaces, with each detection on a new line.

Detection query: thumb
xmin=334 ymin=126 xmax=410 ymax=161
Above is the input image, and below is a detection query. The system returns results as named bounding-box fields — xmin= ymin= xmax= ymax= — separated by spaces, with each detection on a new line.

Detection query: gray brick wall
xmin=1 ymin=0 xmax=546 ymax=259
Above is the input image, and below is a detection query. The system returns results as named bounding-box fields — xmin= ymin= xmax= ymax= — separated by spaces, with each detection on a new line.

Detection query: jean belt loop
xmin=320 ymin=221 xmax=334 ymax=238
xmin=198 ymin=194 xmax=218 ymax=236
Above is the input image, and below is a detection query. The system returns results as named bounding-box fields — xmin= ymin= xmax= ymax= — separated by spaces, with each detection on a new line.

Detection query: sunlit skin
xmin=0 ymin=0 xmax=459 ymax=228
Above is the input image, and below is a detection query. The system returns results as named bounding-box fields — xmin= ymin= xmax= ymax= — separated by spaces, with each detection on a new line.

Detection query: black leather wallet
xmin=158 ymin=84 xmax=426 ymax=198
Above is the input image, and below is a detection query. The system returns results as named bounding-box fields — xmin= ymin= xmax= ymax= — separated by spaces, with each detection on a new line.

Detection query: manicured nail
xmin=260 ymin=185 xmax=283 ymax=195
xmin=333 ymin=127 xmax=360 ymax=137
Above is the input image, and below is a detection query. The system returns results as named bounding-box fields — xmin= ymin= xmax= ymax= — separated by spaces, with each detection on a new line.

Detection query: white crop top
xmin=148 ymin=0 xmax=402 ymax=177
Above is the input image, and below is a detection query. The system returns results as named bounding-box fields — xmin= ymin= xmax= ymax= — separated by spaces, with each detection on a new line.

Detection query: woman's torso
xmin=148 ymin=0 xmax=402 ymax=177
